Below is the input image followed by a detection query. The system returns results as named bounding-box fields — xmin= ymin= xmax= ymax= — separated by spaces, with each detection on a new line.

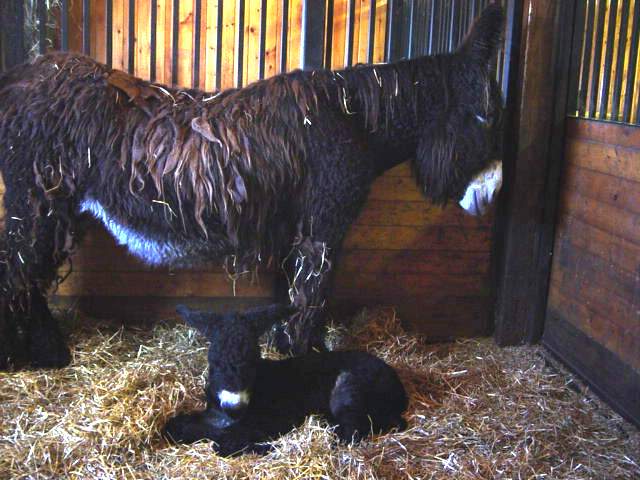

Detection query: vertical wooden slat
xmin=588 ymin=0 xmax=607 ymax=118
xmin=598 ymin=0 xmax=618 ymax=119
xmin=566 ymin=0 xmax=587 ymax=116
xmin=622 ymin=1 xmax=639 ymax=122
xmin=577 ymin=0 xmax=595 ymax=116
xmin=610 ymin=0 xmax=630 ymax=120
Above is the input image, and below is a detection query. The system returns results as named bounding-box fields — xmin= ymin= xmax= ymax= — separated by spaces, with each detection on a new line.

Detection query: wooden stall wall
xmin=544 ymin=118 xmax=640 ymax=422
xmin=0 ymin=0 xmax=496 ymax=337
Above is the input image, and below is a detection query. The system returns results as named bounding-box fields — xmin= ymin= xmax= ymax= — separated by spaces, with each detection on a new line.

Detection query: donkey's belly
xmin=79 ymin=198 xmax=185 ymax=265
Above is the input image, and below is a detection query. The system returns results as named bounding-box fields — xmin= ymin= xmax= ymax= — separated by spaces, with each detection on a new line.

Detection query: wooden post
xmin=492 ymin=0 xmax=579 ymax=345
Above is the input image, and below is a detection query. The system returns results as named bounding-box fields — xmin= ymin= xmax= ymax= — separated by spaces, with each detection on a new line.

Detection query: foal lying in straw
xmin=0 ymin=5 xmax=503 ymax=368
xmin=164 ymin=305 xmax=408 ymax=456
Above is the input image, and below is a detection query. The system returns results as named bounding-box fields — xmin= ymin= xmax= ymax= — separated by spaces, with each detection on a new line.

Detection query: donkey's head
xmin=415 ymin=4 xmax=504 ymax=215
xmin=176 ymin=304 xmax=290 ymax=422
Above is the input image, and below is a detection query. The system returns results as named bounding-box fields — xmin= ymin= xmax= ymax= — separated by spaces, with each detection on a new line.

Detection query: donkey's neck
xmin=337 ymin=55 xmax=452 ymax=172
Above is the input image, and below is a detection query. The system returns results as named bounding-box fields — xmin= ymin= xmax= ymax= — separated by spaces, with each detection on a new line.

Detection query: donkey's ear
xmin=457 ymin=4 xmax=504 ymax=65
xmin=176 ymin=305 xmax=221 ymax=338
xmin=243 ymin=304 xmax=295 ymax=335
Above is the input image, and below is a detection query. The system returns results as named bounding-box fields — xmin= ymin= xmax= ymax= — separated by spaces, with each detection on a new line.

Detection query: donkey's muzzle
xmin=459 ymin=160 xmax=503 ymax=216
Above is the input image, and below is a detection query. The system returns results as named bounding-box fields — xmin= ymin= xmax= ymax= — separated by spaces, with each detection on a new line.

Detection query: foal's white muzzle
xmin=459 ymin=160 xmax=503 ymax=216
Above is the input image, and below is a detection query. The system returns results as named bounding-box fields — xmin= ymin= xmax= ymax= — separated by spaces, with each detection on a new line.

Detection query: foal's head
xmin=176 ymin=304 xmax=289 ymax=422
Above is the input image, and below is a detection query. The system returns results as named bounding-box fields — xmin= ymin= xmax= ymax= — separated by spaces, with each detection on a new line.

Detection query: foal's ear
xmin=243 ymin=304 xmax=295 ymax=335
xmin=176 ymin=305 xmax=221 ymax=338
xmin=458 ymin=4 xmax=504 ymax=66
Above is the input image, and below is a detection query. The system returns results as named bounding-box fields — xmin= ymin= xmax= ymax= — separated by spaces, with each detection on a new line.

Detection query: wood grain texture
xmin=547 ymin=118 xmax=640 ymax=373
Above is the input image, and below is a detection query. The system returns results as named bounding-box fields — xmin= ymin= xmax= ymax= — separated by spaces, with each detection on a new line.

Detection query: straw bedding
xmin=1 ymin=307 xmax=638 ymax=479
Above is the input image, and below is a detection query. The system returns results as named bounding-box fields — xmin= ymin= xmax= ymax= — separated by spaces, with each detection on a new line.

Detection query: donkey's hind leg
xmin=1 ymin=186 xmax=76 ymax=369
xmin=329 ymin=372 xmax=372 ymax=443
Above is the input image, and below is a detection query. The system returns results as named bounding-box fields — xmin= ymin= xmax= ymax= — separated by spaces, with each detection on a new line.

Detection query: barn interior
xmin=0 ymin=0 xmax=638 ymax=478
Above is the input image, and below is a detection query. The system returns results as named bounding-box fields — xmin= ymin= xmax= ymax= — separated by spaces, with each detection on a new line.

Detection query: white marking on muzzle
xmin=459 ymin=160 xmax=503 ymax=216
xmin=218 ymin=389 xmax=250 ymax=409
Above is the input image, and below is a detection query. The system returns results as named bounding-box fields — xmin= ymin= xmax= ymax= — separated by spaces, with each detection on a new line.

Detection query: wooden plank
xmin=493 ymin=0 xmax=577 ymax=345
xmin=91 ymin=0 xmax=107 ymax=63
xmin=565 ymin=138 xmax=640 ymax=183
xmin=51 ymin=295 xmax=275 ymax=322
xmin=559 ymin=187 xmax=640 ymax=246
xmin=112 ymin=0 xmax=128 ymax=71
xmin=373 ymin=0 xmax=387 ymax=63
xmin=331 ymin=0 xmax=348 ymax=69
xmin=264 ymin=0 xmax=279 ymax=78
xmin=554 ymin=212 xmax=640 ymax=276
xmin=203 ymin=0 xmax=219 ymax=91
xmin=286 ymin=0 xmax=303 ymax=70
xmin=543 ymin=311 xmax=640 ymax=426
xmin=333 ymin=272 xmax=489 ymax=297
xmin=548 ymin=284 xmax=640 ymax=370
xmin=549 ymin=264 xmax=638 ymax=335
xmin=135 ymin=0 xmax=151 ymax=80
xmin=177 ymin=0 xmax=194 ymax=87
xmin=55 ymin=270 xmax=275 ymax=297
xmin=552 ymin=232 xmax=639 ymax=310
xmin=562 ymin=162 xmax=640 ymax=215
xmin=354 ymin=200 xmax=492 ymax=226
xmin=566 ymin=117 xmax=640 ymax=150
xmin=220 ymin=0 xmax=237 ymax=88
xmin=331 ymin=295 xmax=492 ymax=338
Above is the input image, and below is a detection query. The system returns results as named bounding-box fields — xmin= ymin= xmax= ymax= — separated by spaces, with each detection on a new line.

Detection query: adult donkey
xmin=0 ymin=5 xmax=504 ymax=368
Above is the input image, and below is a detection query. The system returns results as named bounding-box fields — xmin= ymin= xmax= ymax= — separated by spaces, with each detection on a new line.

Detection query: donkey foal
xmin=164 ymin=305 xmax=408 ymax=456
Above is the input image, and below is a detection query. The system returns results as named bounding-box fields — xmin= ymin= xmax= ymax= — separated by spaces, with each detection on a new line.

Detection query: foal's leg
xmin=1 ymin=179 xmax=77 ymax=369
xmin=329 ymin=372 xmax=372 ymax=442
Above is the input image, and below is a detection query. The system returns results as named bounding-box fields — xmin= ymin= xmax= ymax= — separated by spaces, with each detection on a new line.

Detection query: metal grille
xmin=568 ymin=0 xmax=640 ymax=125
xmin=2 ymin=0 xmax=511 ymax=93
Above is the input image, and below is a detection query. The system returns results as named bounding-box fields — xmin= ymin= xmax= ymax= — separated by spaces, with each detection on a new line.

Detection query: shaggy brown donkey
xmin=0 ymin=5 xmax=503 ymax=369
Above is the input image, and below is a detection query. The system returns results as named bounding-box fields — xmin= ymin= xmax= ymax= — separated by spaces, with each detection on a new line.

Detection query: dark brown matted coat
xmin=0 ymin=5 xmax=504 ymax=368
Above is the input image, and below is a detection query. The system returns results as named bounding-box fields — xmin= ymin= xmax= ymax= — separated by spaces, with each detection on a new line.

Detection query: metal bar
xmin=598 ymin=0 xmax=617 ymax=119
xmin=345 ymin=0 xmax=356 ymax=66
xmin=216 ymin=0 xmax=224 ymax=89
xmin=384 ymin=0 xmax=393 ymax=61
xmin=193 ymin=0 xmax=202 ymax=88
xmin=427 ymin=0 xmax=436 ymax=55
xmin=588 ymin=0 xmax=607 ymax=118
xmin=258 ymin=0 xmax=267 ymax=78
xmin=610 ymin=0 xmax=630 ymax=120
xmin=83 ymin=0 xmax=90 ymax=54
xmin=622 ymin=0 xmax=640 ymax=122
xmin=301 ymin=0 xmax=326 ymax=70
xmin=577 ymin=0 xmax=595 ymax=116
xmin=566 ymin=0 xmax=586 ymax=116
xmin=37 ymin=0 xmax=47 ymax=54
xmin=406 ymin=0 xmax=415 ymax=58
xmin=106 ymin=0 xmax=113 ymax=67
xmin=61 ymin=0 xmax=69 ymax=51
xmin=128 ymin=0 xmax=135 ymax=73
xmin=325 ymin=0 xmax=334 ymax=68
xmin=172 ymin=0 xmax=179 ymax=85
xmin=367 ymin=0 xmax=376 ymax=63
xmin=150 ymin=0 xmax=157 ymax=82
xmin=448 ymin=0 xmax=457 ymax=51
xmin=3 ymin=0 xmax=26 ymax=67
xmin=280 ymin=0 xmax=289 ymax=72
xmin=501 ymin=0 xmax=519 ymax=108
xmin=236 ymin=0 xmax=245 ymax=86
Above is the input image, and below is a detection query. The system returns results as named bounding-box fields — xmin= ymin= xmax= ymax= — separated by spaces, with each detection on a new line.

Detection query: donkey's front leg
xmin=274 ymin=233 xmax=335 ymax=355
